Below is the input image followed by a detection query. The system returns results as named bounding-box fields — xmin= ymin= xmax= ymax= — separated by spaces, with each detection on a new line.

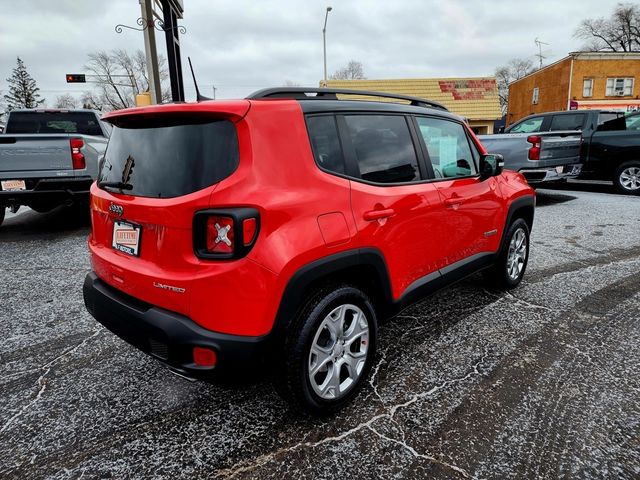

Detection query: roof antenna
xmin=188 ymin=57 xmax=212 ymax=102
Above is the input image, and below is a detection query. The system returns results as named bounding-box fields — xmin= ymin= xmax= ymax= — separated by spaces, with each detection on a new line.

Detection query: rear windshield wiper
xmin=98 ymin=180 xmax=133 ymax=191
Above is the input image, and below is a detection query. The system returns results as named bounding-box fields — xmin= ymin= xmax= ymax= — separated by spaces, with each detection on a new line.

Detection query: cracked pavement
xmin=1 ymin=186 xmax=639 ymax=479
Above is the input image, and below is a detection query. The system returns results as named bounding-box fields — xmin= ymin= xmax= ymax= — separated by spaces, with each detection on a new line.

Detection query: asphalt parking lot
xmin=1 ymin=185 xmax=639 ymax=479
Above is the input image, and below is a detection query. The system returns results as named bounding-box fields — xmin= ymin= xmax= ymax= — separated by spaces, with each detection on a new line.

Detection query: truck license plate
xmin=112 ymin=221 xmax=142 ymax=257
xmin=1 ymin=180 xmax=26 ymax=191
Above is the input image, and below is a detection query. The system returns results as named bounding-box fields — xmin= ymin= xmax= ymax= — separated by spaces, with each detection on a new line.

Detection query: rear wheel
xmin=483 ymin=218 xmax=530 ymax=290
xmin=614 ymin=161 xmax=640 ymax=195
xmin=275 ymin=285 xmax=377 ymax=415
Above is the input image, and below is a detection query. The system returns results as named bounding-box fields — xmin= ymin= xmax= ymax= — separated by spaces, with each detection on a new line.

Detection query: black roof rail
xmin=246 ymin=87 xmax=448 ymax=111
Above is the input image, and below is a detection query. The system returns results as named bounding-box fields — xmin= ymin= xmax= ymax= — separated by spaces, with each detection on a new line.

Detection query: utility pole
xmin=322 ymin=6 xmax=332 ymax=85
xmin=212 ymin=84 xmax=217 ymax=99
xmin=140 ymin=0 xmax=162 ymax=104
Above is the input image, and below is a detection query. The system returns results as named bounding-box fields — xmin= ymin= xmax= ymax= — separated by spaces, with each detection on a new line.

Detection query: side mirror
xmin=479 ymin=153 xmax=504 ymax=180
xmin=497 ymin=126 xmax=505 ymax=133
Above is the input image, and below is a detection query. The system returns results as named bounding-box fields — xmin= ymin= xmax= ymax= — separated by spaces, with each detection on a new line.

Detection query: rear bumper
xmin=0 ymin=177 xmax=93 ymax=206
xmin=83 ymin=272 xmax=270 ymax=379
xmin=519 ymin=164 xmax=582 ymax=184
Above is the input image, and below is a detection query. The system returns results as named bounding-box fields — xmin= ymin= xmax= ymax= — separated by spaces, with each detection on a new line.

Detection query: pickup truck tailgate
xmin=479 ymin=131 xmax=582 ymax=170
xmin=0 ymin=135 xmax=73 ymax=172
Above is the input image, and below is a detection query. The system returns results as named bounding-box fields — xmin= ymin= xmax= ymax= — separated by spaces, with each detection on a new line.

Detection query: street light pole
xmin=322 ymin=6 xmax=332 ymax=85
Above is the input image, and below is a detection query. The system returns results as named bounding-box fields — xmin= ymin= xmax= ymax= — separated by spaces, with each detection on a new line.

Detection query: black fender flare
xmin=270 ymin=248 xmax=393 ymax=340
xmin=500 ymin=195 xmax=535 ymax=250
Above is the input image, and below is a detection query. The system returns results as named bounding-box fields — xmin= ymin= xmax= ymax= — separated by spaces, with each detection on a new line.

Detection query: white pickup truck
xmin=0 ymin=109 xmax=110 ymax=226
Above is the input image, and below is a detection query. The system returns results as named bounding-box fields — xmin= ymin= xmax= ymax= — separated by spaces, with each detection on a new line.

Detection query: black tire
xmin=0 ymin=207 xmax=4 ymax=228
xmin=275 ymin=285 xmax=378 ymax=415
xmin=483 ymin=218 xmax=530 ymax=290
xmin=613 ymin=161 xmax=640 ymax=195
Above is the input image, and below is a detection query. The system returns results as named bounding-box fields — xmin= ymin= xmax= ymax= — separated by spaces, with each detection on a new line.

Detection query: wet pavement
xmin=1 ymin=188 xmax=639 ymax=479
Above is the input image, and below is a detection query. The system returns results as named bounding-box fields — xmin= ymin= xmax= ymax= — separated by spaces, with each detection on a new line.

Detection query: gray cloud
xmin=0 ymin=0 xmax=619 ymax=104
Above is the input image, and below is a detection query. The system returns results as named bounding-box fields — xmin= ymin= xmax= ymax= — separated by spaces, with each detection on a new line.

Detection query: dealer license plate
xmin=112 ymin=221 xmax=142 ymax=257
xmin=1 ymin=180 xmax=26 ymax=191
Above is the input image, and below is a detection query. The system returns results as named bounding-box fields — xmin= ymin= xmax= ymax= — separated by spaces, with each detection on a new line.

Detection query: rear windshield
xmin=99 ymin=118 xmax=239 ymax=198
xmin=6 ymin=112 xmax=104 ymax=136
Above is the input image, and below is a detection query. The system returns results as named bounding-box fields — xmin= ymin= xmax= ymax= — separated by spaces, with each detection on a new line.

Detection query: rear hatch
xmin=89 ymin=106 xmax=245 ymax=315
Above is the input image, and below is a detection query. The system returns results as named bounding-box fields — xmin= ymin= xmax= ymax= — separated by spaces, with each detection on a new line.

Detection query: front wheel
xmin=483 ymin=218 xmax=530 ymax=290
xmin=275 ymin=285 xmax=377 ymax=415
xmin=614 ymin=161 xmax=640 ymax=195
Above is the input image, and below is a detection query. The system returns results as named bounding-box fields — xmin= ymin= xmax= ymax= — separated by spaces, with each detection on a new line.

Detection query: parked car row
xmin=480 ymin=110 xmax=640 ymax=195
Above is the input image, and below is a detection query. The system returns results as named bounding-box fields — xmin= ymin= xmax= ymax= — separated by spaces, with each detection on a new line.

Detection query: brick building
xmin=507 ymin=51 xmax=640 ymax=126
xmin=325 ymin=77 xmax=502 ymax=134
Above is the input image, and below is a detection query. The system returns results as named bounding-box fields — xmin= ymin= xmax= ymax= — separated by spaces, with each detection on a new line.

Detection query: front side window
xmin=606 ymin=77 xmax=634 ymax=96
xmin=549 ymin=113 xmax=586 ymax=131
xmin=508 ymin=116 xmax=544 ymax=133
xmin=343 ymin=115 xmax=420 ymax=184
xmin=416 ymin=117 xmax=478 ymax=179
xmin=583 ymin=78 xmax=593 ymax=97
xmin=306 ymin=115 xmax=345 ymax=175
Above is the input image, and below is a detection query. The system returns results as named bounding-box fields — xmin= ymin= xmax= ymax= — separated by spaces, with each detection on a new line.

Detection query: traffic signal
xmin=66 ymin=74 xmax=86 ymax=83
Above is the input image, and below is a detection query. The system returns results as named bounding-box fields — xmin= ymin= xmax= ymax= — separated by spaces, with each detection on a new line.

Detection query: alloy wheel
xmin=507 ymin=227 xmax=527 ymax=281
xmin=308 ymin=304 xmax=370 ymax=400
xmin=619 ymin=167 xmax=640 ymax=191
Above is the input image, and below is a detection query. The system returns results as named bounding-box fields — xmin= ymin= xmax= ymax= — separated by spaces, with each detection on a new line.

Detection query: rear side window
xmin=6 ymin=112 xmax=104 ymax=136
xmin=306 ymin=116 xmax=345 ymax=174
xmin=99 ymin=118 xmax=238 ymax=198
xmin=416 ymin=117 xmax=478 ymax=179
xmin=549 ymin=114 xmax=585 ymax=131
xmin=343 ymin=115 xmax=420 ymax=183
xmin=508 ymin=116 xmax=544 ymax=133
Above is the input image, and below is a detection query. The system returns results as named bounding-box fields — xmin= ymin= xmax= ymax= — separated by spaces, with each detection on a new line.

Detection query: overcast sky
xmin=0 ymin=0 xmax=623 ymax=104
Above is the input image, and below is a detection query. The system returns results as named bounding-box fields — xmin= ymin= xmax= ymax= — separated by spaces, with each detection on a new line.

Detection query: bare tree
xmin=330 ymin=60 xmax=366 ymax=80
xmin=495 ymin=58 xmax=536 ymax=115
xmin=574 ymin=2 xmax=640 ymax=52
xmin=82 ymin=49 xmax=171 ymax=111
xmin=283 ymin=79 xmax=301 ymax=87
xmin=54 ymin=94 xmax=79 ymax=109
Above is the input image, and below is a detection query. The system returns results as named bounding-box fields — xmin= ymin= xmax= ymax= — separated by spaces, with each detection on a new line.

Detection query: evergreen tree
xmin=3 ymin=57 xmax=44 ymax=111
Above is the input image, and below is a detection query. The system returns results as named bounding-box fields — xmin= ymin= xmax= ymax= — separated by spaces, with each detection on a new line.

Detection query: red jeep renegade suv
xmin=83 ymin=88 xmax=535 ymax=414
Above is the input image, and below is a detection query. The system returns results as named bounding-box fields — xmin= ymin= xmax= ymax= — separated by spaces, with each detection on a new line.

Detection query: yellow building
xmin=507 ymin=51 xmax=640 ymax=126
xmin=325 ymin=77 xmax=502 ymax=134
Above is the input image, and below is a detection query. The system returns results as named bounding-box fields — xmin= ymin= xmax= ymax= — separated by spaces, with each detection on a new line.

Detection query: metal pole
xmin=140 ymin=0 xmax=162 ymax=104
xmin=322 ymin=7 xmax=332 ymax=85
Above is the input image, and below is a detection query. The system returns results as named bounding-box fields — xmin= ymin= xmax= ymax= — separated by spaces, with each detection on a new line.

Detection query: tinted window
xmin=6 ymin=112 xmax=104 ymax=136
xmin=626 ymin=114 xmax=640 ymax=131
xmin=99 ymin=118 xmax=238 ymax=198
xmin=598 ymin=113 xmax=622 ymax=125
xmin=343 ymin=115 xmax=419 ymax=183
xmin=416 ymin=117 xmax=478 ymax=179
xmin=508 ymin=116 xmax=544 ymax=133
xmin=549 ymin=113 xmax=585 ymax=131
xmin=306 ymin=115 xmax=345 ymax=174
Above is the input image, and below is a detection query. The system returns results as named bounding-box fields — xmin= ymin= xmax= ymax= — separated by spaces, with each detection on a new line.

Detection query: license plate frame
xmin=112 ymin=220 xmax=142 ymax=257
xmin=1 ymin=179 xmax=26 ymax=191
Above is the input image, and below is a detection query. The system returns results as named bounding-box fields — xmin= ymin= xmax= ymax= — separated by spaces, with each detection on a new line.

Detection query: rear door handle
xmin=363 ymin=208 xmax=395 ymax=221
xmin=444 ymin=198 xmax=464 ymax=208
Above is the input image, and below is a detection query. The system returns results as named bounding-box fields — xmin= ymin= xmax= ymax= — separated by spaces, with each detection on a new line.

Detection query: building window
xmin=532 ymin=87 xmax=539 ymax=105
xmin=583 ymin=78 xmax=593 ymax=97
xmin=606 ymin=77 xmax=634 ymax=96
